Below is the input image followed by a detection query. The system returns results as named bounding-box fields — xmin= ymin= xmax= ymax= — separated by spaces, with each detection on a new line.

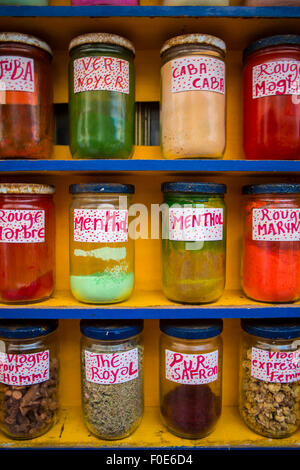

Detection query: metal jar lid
xmin=160 ymin=319 xmax=223 ymax=340
xmin=241 ymin=319 xmax=300 ymax=340
xmin=0 ymin=320 xmax=58 ymax=339
xmin=69 ymin=33 xmax=135 ymax=55
xmin=243 ymin=34 xmax=300 ymax=61
xmin=160 ymin=34 xmax=226 ymax=56
xmin=0 ymin=32 xmax=52 ymax=56
xmin=242 ymin=183 xmax=300 ymax=195
xmin=80 ymin=320 xmax=144 ymax=341
xmin=69 ymin=183 xmax=134 ymax=194
xmin=162 ymin=182 xmax=227 ymax=195
xmin=0 ymin=183 xmax=55 ymax=195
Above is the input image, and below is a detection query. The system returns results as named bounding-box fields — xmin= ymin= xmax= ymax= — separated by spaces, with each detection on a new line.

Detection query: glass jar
xmin=242 ymin=184 xmax=300 ymax=303
xmin=0 ymin=183 xmax=56 ymax=304
xmin=69 ymin=183 xmax=135 ymax=304
xmin=160 ymin=34 xmax=226 ymax=159
xmin=239 ymin=319 xmax=300 ymax=439
xmin=69 ymin=33 xmax=135 ymax=159
xmin=159 ymin=319 xmax=223 ymax=439
xmin=243 ymin=35 xmax=300 ymax=160
xmin=161 ymin=182 xmax=227 ymax=303
xmin=0 ymin=320 xmax=59 ymax=440
xmin=80 ymin=320 xmax=144 ymax=440
xmin=72 ymin=1 xmax=138 ymax=4
xmin=0 ymin=33 xmax=53 ymax=159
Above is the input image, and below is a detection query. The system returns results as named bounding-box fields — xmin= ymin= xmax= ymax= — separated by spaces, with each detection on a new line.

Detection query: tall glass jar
xmin=69 ymin=33 xmax=135 ymax=159
xmin=0 ymin=320 xmax=59 ymax=440
xmin=80 ymin=320 xmax=144 ymax=440
xmin=0 ymin=183 xmax=56 ymax=304
xmin=160 ymin=34 xmax=226 ymax=159
xmin=0 ymin=33 xmax=53 ymax=159
xmin=243 ymin=35 xmax=300 ymax=160
xmin=239 ymin=319 xmax=300 ymax=439
xmin=242 ymin=183 xmax=300 ymax=303
xmin=159 ymin=319 xmax=223 ymax=439
xmin=69 ymin=183 xmax=135 ymax=304
xmin=161 ymin=182 xmax=227 ymax=303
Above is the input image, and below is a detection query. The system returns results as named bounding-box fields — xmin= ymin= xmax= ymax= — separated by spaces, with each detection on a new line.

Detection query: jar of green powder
xmin=161 ymin=182 xmax=227 ymax=304
xmin=69 ymin=183 xmax=135 ymax=304
xmin=69 ymin=33 xmax=135 ymax=159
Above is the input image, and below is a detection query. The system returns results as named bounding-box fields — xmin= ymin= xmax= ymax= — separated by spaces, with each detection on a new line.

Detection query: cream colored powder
xmin=160 ymin=58 xmax=226 ymax=159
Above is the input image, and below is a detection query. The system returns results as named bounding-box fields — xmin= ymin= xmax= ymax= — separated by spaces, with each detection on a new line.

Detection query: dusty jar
xmin=239 ymin=319 xmax=300 ymax=438
xmin=159 ymin=319 xmax=223 ymax=439
xmin=0 ymin=320 xmax=59 ymax=440
xmin=80 ymin=320 xmax=144 ymax=440
xmin=69 ymin=183 xmax=135 ymax=304
xmin=0 ymin=183 xmax=56 ymax=304
xmin=241 ymin=183 xmax=300 ymax=303
xmin=0 ymin=33 xmax=53 ymax=159
xmin=69 ymin=33 xmax=135 ymax=159
xmin=160 ymin=34 xmax=226 ymax=159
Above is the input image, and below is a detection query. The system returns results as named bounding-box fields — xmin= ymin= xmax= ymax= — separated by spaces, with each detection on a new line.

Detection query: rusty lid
xmin=69 ymin=33 xmax=135 ymax=55
xmin=0 ymin=183 xmax=55 ymax=195
xmin=0 ymin=33 xmax=52 ymax=56
xmin=161 ymin=34 xmax=226 ymax=55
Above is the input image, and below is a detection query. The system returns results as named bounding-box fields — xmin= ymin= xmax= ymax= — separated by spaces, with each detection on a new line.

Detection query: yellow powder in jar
xmin=160 ymin=58 xmax=226 ymax=159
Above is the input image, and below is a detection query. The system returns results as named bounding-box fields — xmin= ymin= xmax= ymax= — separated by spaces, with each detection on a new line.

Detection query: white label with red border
xmin=251 ymin=347 xmax=300 ymax=383
xmin=0 ymin=209 xmax=45 ymax=243
xmin=252 ymin=60 xmax=300 ymax=99
xmin=0 ymin=56 xmax=35 ymax=93
xmin=252 ymin=208 xmax=300 ymax=241
xmin=171 ymin=56 xmax=225 ymax=94
xmin=165 ymin=349 xmax=219 ymax=385
xmin=74 ymin=56 xmax=129 ymax=94
xmin=74 ymin=209 xmax=128 ymax=243
xmin=0 ymin=350 xmax=50 ymax=386
xmin=168 ymin=207 xmax=223 ymax=241
xmin=84 ymin=348 xmax=139 ymax=384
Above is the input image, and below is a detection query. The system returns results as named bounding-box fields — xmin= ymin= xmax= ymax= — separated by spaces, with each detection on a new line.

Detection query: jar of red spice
xmin=0 ymin=183 xmax=56 ymax=303
xmin=242 ymin=183 xmax=300 ymax=303
xmin=159 ymin=319 xmax=223 ymax=439
xmin=0 ymin=33 xmax=53 ymax=159
xmin=243 ymin=35 xmax=300 ymax=160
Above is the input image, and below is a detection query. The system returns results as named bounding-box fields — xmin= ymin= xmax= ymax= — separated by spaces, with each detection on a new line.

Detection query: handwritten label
xmin=74 ymin=209 xmax=128 ymax=243
xmin=85 ymin=348 xmax=139 ymax=384
xmin=251 ymin=347 xmax=300 ymax=383
xmin=0 ymin=209 xmax=45 ymax=243
xmin=74 ymin=56 xmax=129 ymax=94
xmin=165 ymin=349 xmax=218 ymax=385
xmin=171 ymin=56 xmax=225 ymax=94
xmin=0 ymin=350 xmax=49 ymax=386
xmin=252 ymin=60 xmax=300 ymax=99
xmin=0 ymin=56 xmax=34 ymax=93
xmin=168 ymin=207 xmax=223 ymax=241
xmin=252 ymin=208 xmax=300 ymax=241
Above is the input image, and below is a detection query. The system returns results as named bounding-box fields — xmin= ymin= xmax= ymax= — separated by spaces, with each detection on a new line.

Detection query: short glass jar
xmin=242 ymin=183 xmax=300 ymax=303
xmin=69 ymin=33 xmax=135 ymax=159
xmin=0 ymin=320 xmax=59 ymax=440
xmin=80 ymin=320 xmax=144 ymax=440
xmin=243 ymin=35 xmax=300 ymax=160
xmin=160 ymin=34 xmax=226 ymax=159
xmin=161 ymin=182 xmax=227 ymax=304
xmin=159 ymin=319 xmax=223 ymax=439
xmin=69 ymin=183 xmax=135 ymax=304
xmin=0 ymin=33 xmax=53 ymax=159
xmin=239 ymin=319 xmax=300 ymax=439
xmin=0 ymin=183 xmax=56 ymax=304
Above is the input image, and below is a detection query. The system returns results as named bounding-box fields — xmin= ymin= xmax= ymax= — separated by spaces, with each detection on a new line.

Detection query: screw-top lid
xmin=243 ymin=34 xmax=300 ymax=61
xmin=160 ymin=319 xmax=223 ymax=340
xmin=0 ymin=32 xmax=52 ymax=56
xmin=0 ymin=320 xmax=58 ymax=339
xmin=80 ymin=320 xmax=144 ymax=341
xmin=162 ymin=182 xmax=226 ymax=194
xmin=69 ymin=183 xmax=135 ymax=194
xmin=69 ymin=33 xmax=135 ymax=55
xmin=242 ymin=183 xmax=300 ymax=195
xmin=241 ymin=319 xmax=300 ymax=340
xmin=0 ymin=183 xmax=55 ymax=195
xmin=160 ymin=34 xmax=226 ymax=56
